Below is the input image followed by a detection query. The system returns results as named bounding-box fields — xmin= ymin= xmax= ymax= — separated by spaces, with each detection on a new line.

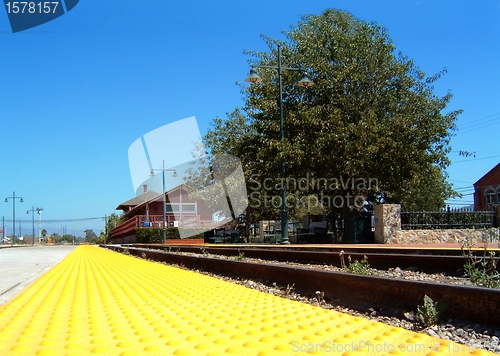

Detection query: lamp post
xmin=36 ymin=208 xmax=43 ymax=243
xmin=27 ymin=207 xmax=36 ymax=246
xmin=150 ymin=160 xmax=177 ymax=244
xmin=2 ymin=216 xmax=4 ymax=244
xmin=4 ymin=192 xmax=23 ymax=246
xmin=246 ymin=43 xmax=313 ymax=244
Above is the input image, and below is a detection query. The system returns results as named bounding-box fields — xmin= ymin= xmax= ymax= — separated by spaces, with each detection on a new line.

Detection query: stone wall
xmin=392 ymin=228 xmax=499 ymax=245
xmin=374 ymin=204 xmax=500 ymax=244
xmin=373 ymin=204 xmax=401 ymax=243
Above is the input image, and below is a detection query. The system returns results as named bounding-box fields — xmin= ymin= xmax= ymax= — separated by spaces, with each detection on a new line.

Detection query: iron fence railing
xmin=401 ymin=206 xmax=497 ymax=230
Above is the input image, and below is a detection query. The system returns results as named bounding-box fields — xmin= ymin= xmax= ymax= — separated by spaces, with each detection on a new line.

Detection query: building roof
xmin=473 ymin=162 xmax=500 ymax=187
xmin=115 ymin=191 xmax=161 ymax=211
xmin=118 ymin=184 xmax=191 ymax=219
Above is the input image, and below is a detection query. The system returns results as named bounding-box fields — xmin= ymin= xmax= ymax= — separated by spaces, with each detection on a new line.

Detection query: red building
xmin=112 ymin=184 xmax=213 ymax=243
xmin=473 ymin=162 xmax=500 ymax=210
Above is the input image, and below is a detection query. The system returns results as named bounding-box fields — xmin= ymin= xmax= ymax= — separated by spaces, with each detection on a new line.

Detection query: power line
xmin=452 ymin=155 xmax=500 ymax=163
xmin=454 ymin=188 xmax=474 ymax=193
xmin=457 ymin=111 xmax=500 ymax=131
xmin=459 ymin=122 xmax=500 ymax=135
xmin=2 ymin=217 xmax=105 ymax=224
xmin=447 ymin=178 xmax=474 ymax=184
xmin=452 ymin=185 xmax=473 ymax=190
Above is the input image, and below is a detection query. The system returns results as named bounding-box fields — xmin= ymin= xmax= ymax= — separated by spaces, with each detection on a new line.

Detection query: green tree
xmin=84 ymin=229 xmax=98 ymax=243
xmin=206 ymin=9 xmax=460 ymax=221
xmin=61 ymin=234 xmax=75 ymax=244
xmin=105 ymin=213 xmax=122 ymax=243
xmin=400 ymin=165 xmax=459 ymax=211
xmin=205 ymin=109 xmax=284 ymax=223
xmin=97 ymin=232 xmax=107 ymax=244
xmin=50 ymin=233 xmax=61 ymax=244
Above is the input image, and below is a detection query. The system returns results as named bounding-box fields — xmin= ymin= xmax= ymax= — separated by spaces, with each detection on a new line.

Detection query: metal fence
xmin=401 ymin=206 xmax=497 ymax=230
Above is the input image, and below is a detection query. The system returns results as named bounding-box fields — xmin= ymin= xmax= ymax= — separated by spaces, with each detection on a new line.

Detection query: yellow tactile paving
xmin=0 ymin=246 xmax=493 ymax=355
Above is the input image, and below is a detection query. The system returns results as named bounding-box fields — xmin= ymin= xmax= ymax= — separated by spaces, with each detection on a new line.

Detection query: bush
xmin=135 ymin=228 xmax=163 ymax=243
xmin=135 ymin=228 xmax=204 ymax=243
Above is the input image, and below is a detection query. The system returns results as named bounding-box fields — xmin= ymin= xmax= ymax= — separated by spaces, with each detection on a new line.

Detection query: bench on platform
xmin=230 ymin=229 xmax=244 ymax=243
xmin=296 ymin=221 xmax=328 ymax=244
xmin=212 ymin=228 xmax=225 ymax=244
xmin=263 ymin=222 xmax=282 ymax=244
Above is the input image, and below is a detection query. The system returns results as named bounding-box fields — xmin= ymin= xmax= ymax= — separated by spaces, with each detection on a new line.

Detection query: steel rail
xmin=123 ymin=244 xmax=499 ymax=275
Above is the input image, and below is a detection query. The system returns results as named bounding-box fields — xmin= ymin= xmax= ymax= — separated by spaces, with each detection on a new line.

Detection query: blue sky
xmin=1 ymin=0 xmax=499 ymax=237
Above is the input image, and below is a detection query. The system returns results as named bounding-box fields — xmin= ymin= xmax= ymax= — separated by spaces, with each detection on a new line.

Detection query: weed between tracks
xmin=416 ymin=295 xmax=442 ymax=328
xmin=461 ymin=235 xmax=500 ymax=289
xmin=344 ymin=255 xmax=372 ymax=275
xmin=234 ymin=250 xmax=245 ymax=261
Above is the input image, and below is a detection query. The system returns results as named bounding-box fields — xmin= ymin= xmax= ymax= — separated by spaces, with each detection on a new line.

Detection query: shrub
xmin=135 ymin=228 xmax=163 ymax=243
xmin=135 ymin=227 xmax=205 ymax=243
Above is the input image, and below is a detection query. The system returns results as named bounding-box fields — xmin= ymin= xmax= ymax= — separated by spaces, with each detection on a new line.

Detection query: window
xmin=165 ymin=204 xmax=180 ymax=213
xmin=485 ymin=189 xmax=495 ymax=205
xmin=181 ymin=204 xmax=196 ymax=213
xmin=165 ymin=203 xmax=197 ymax=213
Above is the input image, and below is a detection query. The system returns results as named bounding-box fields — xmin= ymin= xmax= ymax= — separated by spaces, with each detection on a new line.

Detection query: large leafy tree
xmin=84 ymin=229 xmax=98 ymax=243
xmin=206 ymin=9 xmax=460 ymax=221
xmin=105 ymin=213 xmax=122 ymax=242
xmin=61 ymin=234 xmax=76 ymax=243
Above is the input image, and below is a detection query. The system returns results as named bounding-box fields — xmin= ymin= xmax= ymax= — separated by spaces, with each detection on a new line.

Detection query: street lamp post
xmin=246 ymin=43 xmax=313 ymax=244
xmin=36 ymin=208 xmax=43 ymax=243
xmin=27 ymin=206 xmax=36 ymax=246
xmin=4 ymin=192 xmax=23 ymax=246
xmin=150 ymin=160 xmax=177 ymax=244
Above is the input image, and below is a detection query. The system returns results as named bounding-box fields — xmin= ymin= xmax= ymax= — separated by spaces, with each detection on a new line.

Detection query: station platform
xmin=0 ymin=245 xmax=494 ymax=355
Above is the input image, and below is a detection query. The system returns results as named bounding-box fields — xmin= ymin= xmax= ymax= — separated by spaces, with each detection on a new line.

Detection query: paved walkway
xmin=0 ymin=245 xmax=494 ymax=355
xmin=0 ymin=245 xmax=76 ymax=305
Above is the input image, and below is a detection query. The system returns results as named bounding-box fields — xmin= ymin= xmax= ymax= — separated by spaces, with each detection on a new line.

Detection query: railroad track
xmin=122 ymin=244 xmax=500 ymax=275
xmin=103 ymin=244 xmax=500 ymax=326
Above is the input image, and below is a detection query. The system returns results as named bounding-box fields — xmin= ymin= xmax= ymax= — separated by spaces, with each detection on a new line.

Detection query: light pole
xmin=246 ymin=43 xmax=313 ymax=244
xmin=150 ymin=160 xmax=177 ymax=244
xmin=36 ymin=208 xmax=43 ymax=243
xmin=27 ymin=207 xmax=36 ymax=245
xmin=4 ymin=192 xmax=23 ymax=246
xmin=2 ymin=216 xmax=4 ymax=244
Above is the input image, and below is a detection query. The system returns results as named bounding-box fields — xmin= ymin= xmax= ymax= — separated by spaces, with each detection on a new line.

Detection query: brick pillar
xmin=374 ymin=204 xmax=401 ymax=244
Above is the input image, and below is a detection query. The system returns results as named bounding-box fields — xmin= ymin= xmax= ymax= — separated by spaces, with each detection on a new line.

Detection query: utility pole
xmin=4 ymin=192 xmax=24 ymax=246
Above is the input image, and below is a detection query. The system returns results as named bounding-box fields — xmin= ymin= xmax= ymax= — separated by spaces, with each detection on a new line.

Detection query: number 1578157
xmin=5 ymin=2 xmax=59 ymax=14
